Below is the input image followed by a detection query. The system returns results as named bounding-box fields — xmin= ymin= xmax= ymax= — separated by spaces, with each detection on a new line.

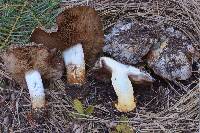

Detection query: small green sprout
xmin=112 ymin=116 xmax=134 ymax=133
xmin=73 ymin=99 xmax=94 ymax=116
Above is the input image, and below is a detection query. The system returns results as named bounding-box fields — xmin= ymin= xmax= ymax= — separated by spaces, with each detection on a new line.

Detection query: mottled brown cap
xmin=31 ymin=6 xmax=104 ymax=67
xmin=147 ymin=26 xmax=195 ymax=80
xmin=1 ymin=43 xmax=64 ymax=86
xmin=103 ymin=18 xmax=156 ymax=65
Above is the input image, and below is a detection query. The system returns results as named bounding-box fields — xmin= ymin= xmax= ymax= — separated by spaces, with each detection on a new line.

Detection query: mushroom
xmin=1 ymin=43 xmax=64 ymax=122
xmin=31 ymin=6 xmax=104 ymax=85
xmin=147 ymin=26 xmax=196 ymax=80
xmin=94 ymin=57 xmax=154 ymax=112
xmin=103 ymin=18 xmax=156 ymax=65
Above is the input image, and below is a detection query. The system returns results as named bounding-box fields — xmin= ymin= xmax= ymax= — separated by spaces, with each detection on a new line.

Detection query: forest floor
xmin=0 ymin=0 xmax=199 ymax=132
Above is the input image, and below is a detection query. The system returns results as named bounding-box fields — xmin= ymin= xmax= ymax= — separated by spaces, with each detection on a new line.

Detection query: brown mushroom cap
xmin=31 ymin=6 xmax=104 ymax=67
xmin=30 ymin=28 xmax=64 ymax=51
xmin=147 ymin=26 xmax=194 ymax=80
xmin=1 ymin=43 xmax=64 ymax=86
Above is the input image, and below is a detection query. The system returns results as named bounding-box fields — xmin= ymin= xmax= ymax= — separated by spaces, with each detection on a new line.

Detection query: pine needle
xmin=0 ymin=0 xmax=61 ymax=48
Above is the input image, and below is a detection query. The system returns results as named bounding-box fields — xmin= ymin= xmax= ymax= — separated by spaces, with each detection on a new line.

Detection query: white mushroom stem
xmin=112 ymin=72 xmax=135 ymax=112
xmin=96 ymin=57 xmax=154 ymax=112
xmin=25 ymin=70 xmax=45 ymax=109
xmin=62 ymin=43 xmax=85 ymax=85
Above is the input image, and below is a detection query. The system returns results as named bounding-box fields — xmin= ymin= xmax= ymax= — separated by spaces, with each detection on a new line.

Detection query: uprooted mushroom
xmin=94 ymin=57 xmax=154 ymax=112
xmin=1 ymin=43 xmax=64 ymax=122
xmin=31 ymin=6 xmax=104 ymax=85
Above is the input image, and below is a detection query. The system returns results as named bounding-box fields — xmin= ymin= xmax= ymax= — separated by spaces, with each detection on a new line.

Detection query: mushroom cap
xmin=30 ymin=28 xmax=64 ymax=51
xmin=1 ymin=43 xmax=64 ymax=86
xmin=147 ymin=26 xmax=194 ymax=80
xmin=103 ymin=18 xmax=156 ymax=65
xmin=31 ymin=6 xmax=104 ymax=67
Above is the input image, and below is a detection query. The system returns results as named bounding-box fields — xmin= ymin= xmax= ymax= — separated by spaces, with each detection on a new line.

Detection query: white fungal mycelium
xmin=25 ymin=70 xmax=45 ymax=109
xmin=96 ymin=57 xmax=154 ymax=112
xmin=62 ymin=43 xmax=85 ymax=85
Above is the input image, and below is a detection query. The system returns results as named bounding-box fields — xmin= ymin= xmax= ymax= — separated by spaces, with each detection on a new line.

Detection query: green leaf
xmin=120 ymin=115 xmax=128 ymax=121
xmin=84 ymin=105 xmax=94 ymax=115
xmin=114 ymin=116 xmax=133 ymax=133
xmin=73 ymin=99 xmax=84 ymax=114
xmin=116 ymin=125 xmax=124 ymax=132
xmin=116 ymin=124 xmax=133 ymax=133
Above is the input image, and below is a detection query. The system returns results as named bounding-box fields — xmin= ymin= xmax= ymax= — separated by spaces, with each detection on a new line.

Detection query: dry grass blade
xmin=0 ymin=69 xmax=12 ymax=80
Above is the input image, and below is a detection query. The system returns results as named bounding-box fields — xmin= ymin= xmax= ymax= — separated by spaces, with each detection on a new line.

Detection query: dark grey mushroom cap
xmin=147 ymin=26 xmax=195 ymax=80
xmin=103 ymin=18 xmax=156 ymax=65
